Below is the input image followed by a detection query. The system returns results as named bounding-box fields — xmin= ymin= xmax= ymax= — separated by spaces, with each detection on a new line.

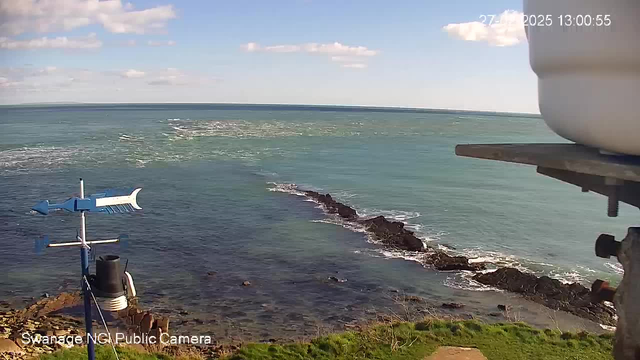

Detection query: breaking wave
xmin=0 ymin=146 xmax=87 ymax=175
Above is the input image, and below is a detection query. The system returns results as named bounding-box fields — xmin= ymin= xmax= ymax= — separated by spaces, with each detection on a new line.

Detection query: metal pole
xmin=80 ymin=179 xmax=95 ymax=360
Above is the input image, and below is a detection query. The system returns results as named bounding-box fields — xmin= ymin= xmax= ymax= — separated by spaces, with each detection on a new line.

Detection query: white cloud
xmin=0 ymin=33 xmax=102 ymax=49
xmin=147 ymin=76 xmax=182 ymax=86
xmin=147 ymin=68 xmax=193 ymax=86
xmin=242 ymin=41 xmax=379 ymax=57
xmin=341 ymin=63 xmax=367 ymax=69
xmin=241 ymin=42 xmax=259 ymax=52
xmin=121 ymin=69 xmax=145 ymax=78
xmin=303 ymin=42 xmax=378 ymax=56
xmin=0 ymin=66 xmax=214 ymax=96
xmin=442 ymin=10 xmax=526 ymax=47
xmin=0 ymin=66 xmax=95 ymax=92
xmin=0 ymin=0 xmax=177 ymax=36
xmin=35 ymin=66 xmax=58 ymax=75
xmin=242 ymin=41 xmax=379 ymax=69
xmin=263 ymin=44 xmax=300 ymax=53
xmin=330 ymin=56 xmax=360 ymax=62
xmin=147 ymin=40 xmax=176 ymax=46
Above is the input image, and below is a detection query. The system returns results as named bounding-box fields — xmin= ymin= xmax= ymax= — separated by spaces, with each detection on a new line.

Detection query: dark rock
xmin=426 ymin=252 xmax=485 ymax=271
xmin=441 ymin=302 xmax=465 ymax=309
xmin=488 ymin=312 xmax=502 ymax=317
xmin=178 ymin=310 xmax=189 ymax=316
xmin=358 ymin=216 xmax=425 ymax=252
xmin=393 ymin=295 xmax=424 ymax=303
xmin=207 ymin=271 xmax=217 ymax=276
xmin=304 ymin=191 xmax=358 ymax=220
xmin=473 ymin=268 xmax=617 ymax=325
xmin=497 ymin=304 xmax=511 ymax=311
xmin=140 ymin=313 xmax=153 ymax=334
xmin=328 ymin=276 xmax=347 ymax=283
xmin=42 ymin=293 xmax=50 ymax=298
xmin=405 ymin=295 xmax=425 ymax=303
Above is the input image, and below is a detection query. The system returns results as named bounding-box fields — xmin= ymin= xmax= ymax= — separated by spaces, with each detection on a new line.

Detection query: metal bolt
xmin=608 ymin=188 xmax=619 ymax=217
xmin=595 ymin=234 xmax=621 ymax=259
xmin=591 ymin=279 xmax=616 ymax=303
xmin=605 ymin=177 xmax=623 ymax=217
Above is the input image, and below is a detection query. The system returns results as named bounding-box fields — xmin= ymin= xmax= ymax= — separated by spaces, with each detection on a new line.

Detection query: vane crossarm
xmin=48 ymin=238 xmax=121 ymax=248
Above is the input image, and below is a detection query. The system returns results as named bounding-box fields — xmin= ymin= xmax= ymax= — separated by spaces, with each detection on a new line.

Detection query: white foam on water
xmin=443 ymin=272 xmax=503 ymax=292
xmin=358 ymin=208 xmax=421 ymax=222
xmin=599 ymin=324 xmax=616 ymax=332
xmin=457 ymin=248 xmax=536 ymax=273
xmin=118 ymin=134 xmax=144 ymax=143
xmin=267 ymin=182 xmax=306 ymax=196
xmin=311 ymin=218 xmax=367 ymax=234
xmin=549 ymin=270 xmax=586 ymax=284
xmin=605 ymin=262 xmax=624 ymax=275
xmin=0 ymin=146 xmax=85 ymax=174
xmin=375 ymin=248 xmax=432 ymax=265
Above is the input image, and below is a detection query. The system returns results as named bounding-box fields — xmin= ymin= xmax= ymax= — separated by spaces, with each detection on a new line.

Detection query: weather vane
xmin=32 ymin=178 xmax=142 ymax=360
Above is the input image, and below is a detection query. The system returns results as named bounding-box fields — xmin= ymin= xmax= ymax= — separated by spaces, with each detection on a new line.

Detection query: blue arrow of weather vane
xmin=32 ymin=188 xmax=142 ymax=215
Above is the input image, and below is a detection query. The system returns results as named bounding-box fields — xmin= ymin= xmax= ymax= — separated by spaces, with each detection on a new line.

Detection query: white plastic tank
xmin=524 ymin=0 xmax=640 ymax=155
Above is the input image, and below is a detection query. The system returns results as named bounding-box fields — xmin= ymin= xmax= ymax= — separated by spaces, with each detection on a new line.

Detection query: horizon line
xmin=0 ymin=101 xmax=542 ymax=117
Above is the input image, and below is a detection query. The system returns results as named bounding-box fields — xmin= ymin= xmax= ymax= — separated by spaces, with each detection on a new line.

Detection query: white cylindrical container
xmin=524 ymin=0 xmax=640 ymax=155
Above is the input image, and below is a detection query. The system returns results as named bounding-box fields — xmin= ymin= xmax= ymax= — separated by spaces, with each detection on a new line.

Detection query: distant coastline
xmin=0 ymin=102 xmax=542 ymax=118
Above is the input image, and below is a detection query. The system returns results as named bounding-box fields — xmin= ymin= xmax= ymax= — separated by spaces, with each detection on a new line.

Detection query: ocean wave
xmin=600 ymin=324 xmax=616 ymax=332
xmin=118 ymin=134 xmax=144 ymax=143
xmin=443 ymin=272 xmax=503 ymax=292
xmin=604 ymin=262 xmax=624 ymax=275
xmin=267 ymin=182 xmax=306 ymax=196
xmin=457 ymin=248 xmax=547 ymax=274
xmin=164 ymin=118 xmax=380 ymax=141
xmin=376 ymin=248 xmax=433 ymax=265
xmin=311 ymin=219 xmax=367 ymax=234
xmin=548 ymin=270 xmax=587 ymax=285
xmin=358 ymin=208 xmax=421 ymax=222
xmin=0 ymin=146 xmax=85 ymax=174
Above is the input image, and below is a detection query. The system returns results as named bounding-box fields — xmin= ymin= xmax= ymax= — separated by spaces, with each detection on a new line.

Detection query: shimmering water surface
xmin=0 ymin=104 xmax=631 ymax=340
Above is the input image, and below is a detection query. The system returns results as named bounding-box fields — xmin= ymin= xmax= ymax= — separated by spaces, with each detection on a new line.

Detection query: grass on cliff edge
xmin=40 ymin=319 xmax=614 ymax=360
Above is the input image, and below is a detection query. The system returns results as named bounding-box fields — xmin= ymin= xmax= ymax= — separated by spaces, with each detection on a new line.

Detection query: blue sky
xmin=0 ymin=0 xmax=538 ymax=113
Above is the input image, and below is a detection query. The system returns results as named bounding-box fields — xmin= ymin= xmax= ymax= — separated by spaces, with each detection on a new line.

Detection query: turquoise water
xmin=0 ymin=104 xmax=631 ymax=338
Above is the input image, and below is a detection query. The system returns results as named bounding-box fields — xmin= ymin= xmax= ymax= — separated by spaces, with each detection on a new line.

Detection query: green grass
xmin=40 ymin=320 xmax=614 ymax=360
xmin=38 ymin=345 xmax=187 ymax=360
xmin=228 ymin=320 xmax=613 ymax=360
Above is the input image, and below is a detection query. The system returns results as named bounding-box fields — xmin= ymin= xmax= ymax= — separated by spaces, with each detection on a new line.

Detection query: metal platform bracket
xmin=456 ymin=143 xmax=640 ymax=360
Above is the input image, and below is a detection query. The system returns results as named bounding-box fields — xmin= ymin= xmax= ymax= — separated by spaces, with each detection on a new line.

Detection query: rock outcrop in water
xmin=292 ymin=186 xmax=617 ymax=325
xmin=303 ymin=191 xmax=358 ymax=220
xmin=358 ymin=216 xmax=425 ymax=252
xmin=427 ymin=252 xmax=485 ymax=272
xmin=473 ymin=267 xmax=617 ymax=325
xmin=301 ymin=189 xmax=485 ymax=268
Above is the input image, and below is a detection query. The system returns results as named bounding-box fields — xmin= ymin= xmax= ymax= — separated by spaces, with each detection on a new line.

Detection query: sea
xmin=0 ymin=104 xmax=630 ymax=340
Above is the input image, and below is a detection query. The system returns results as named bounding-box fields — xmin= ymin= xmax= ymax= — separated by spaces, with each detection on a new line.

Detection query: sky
xmin=0 ymin=0 xmax=539 ymax=113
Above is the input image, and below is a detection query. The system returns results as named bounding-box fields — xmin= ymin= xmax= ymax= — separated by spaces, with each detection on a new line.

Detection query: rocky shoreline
xmin=473 ymin=268 xmax=616 ymax=326
xmin=0 ymin=294 xmax=86 ymax=359
xmin=301 ymin=188 xmax=616 ymax=326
